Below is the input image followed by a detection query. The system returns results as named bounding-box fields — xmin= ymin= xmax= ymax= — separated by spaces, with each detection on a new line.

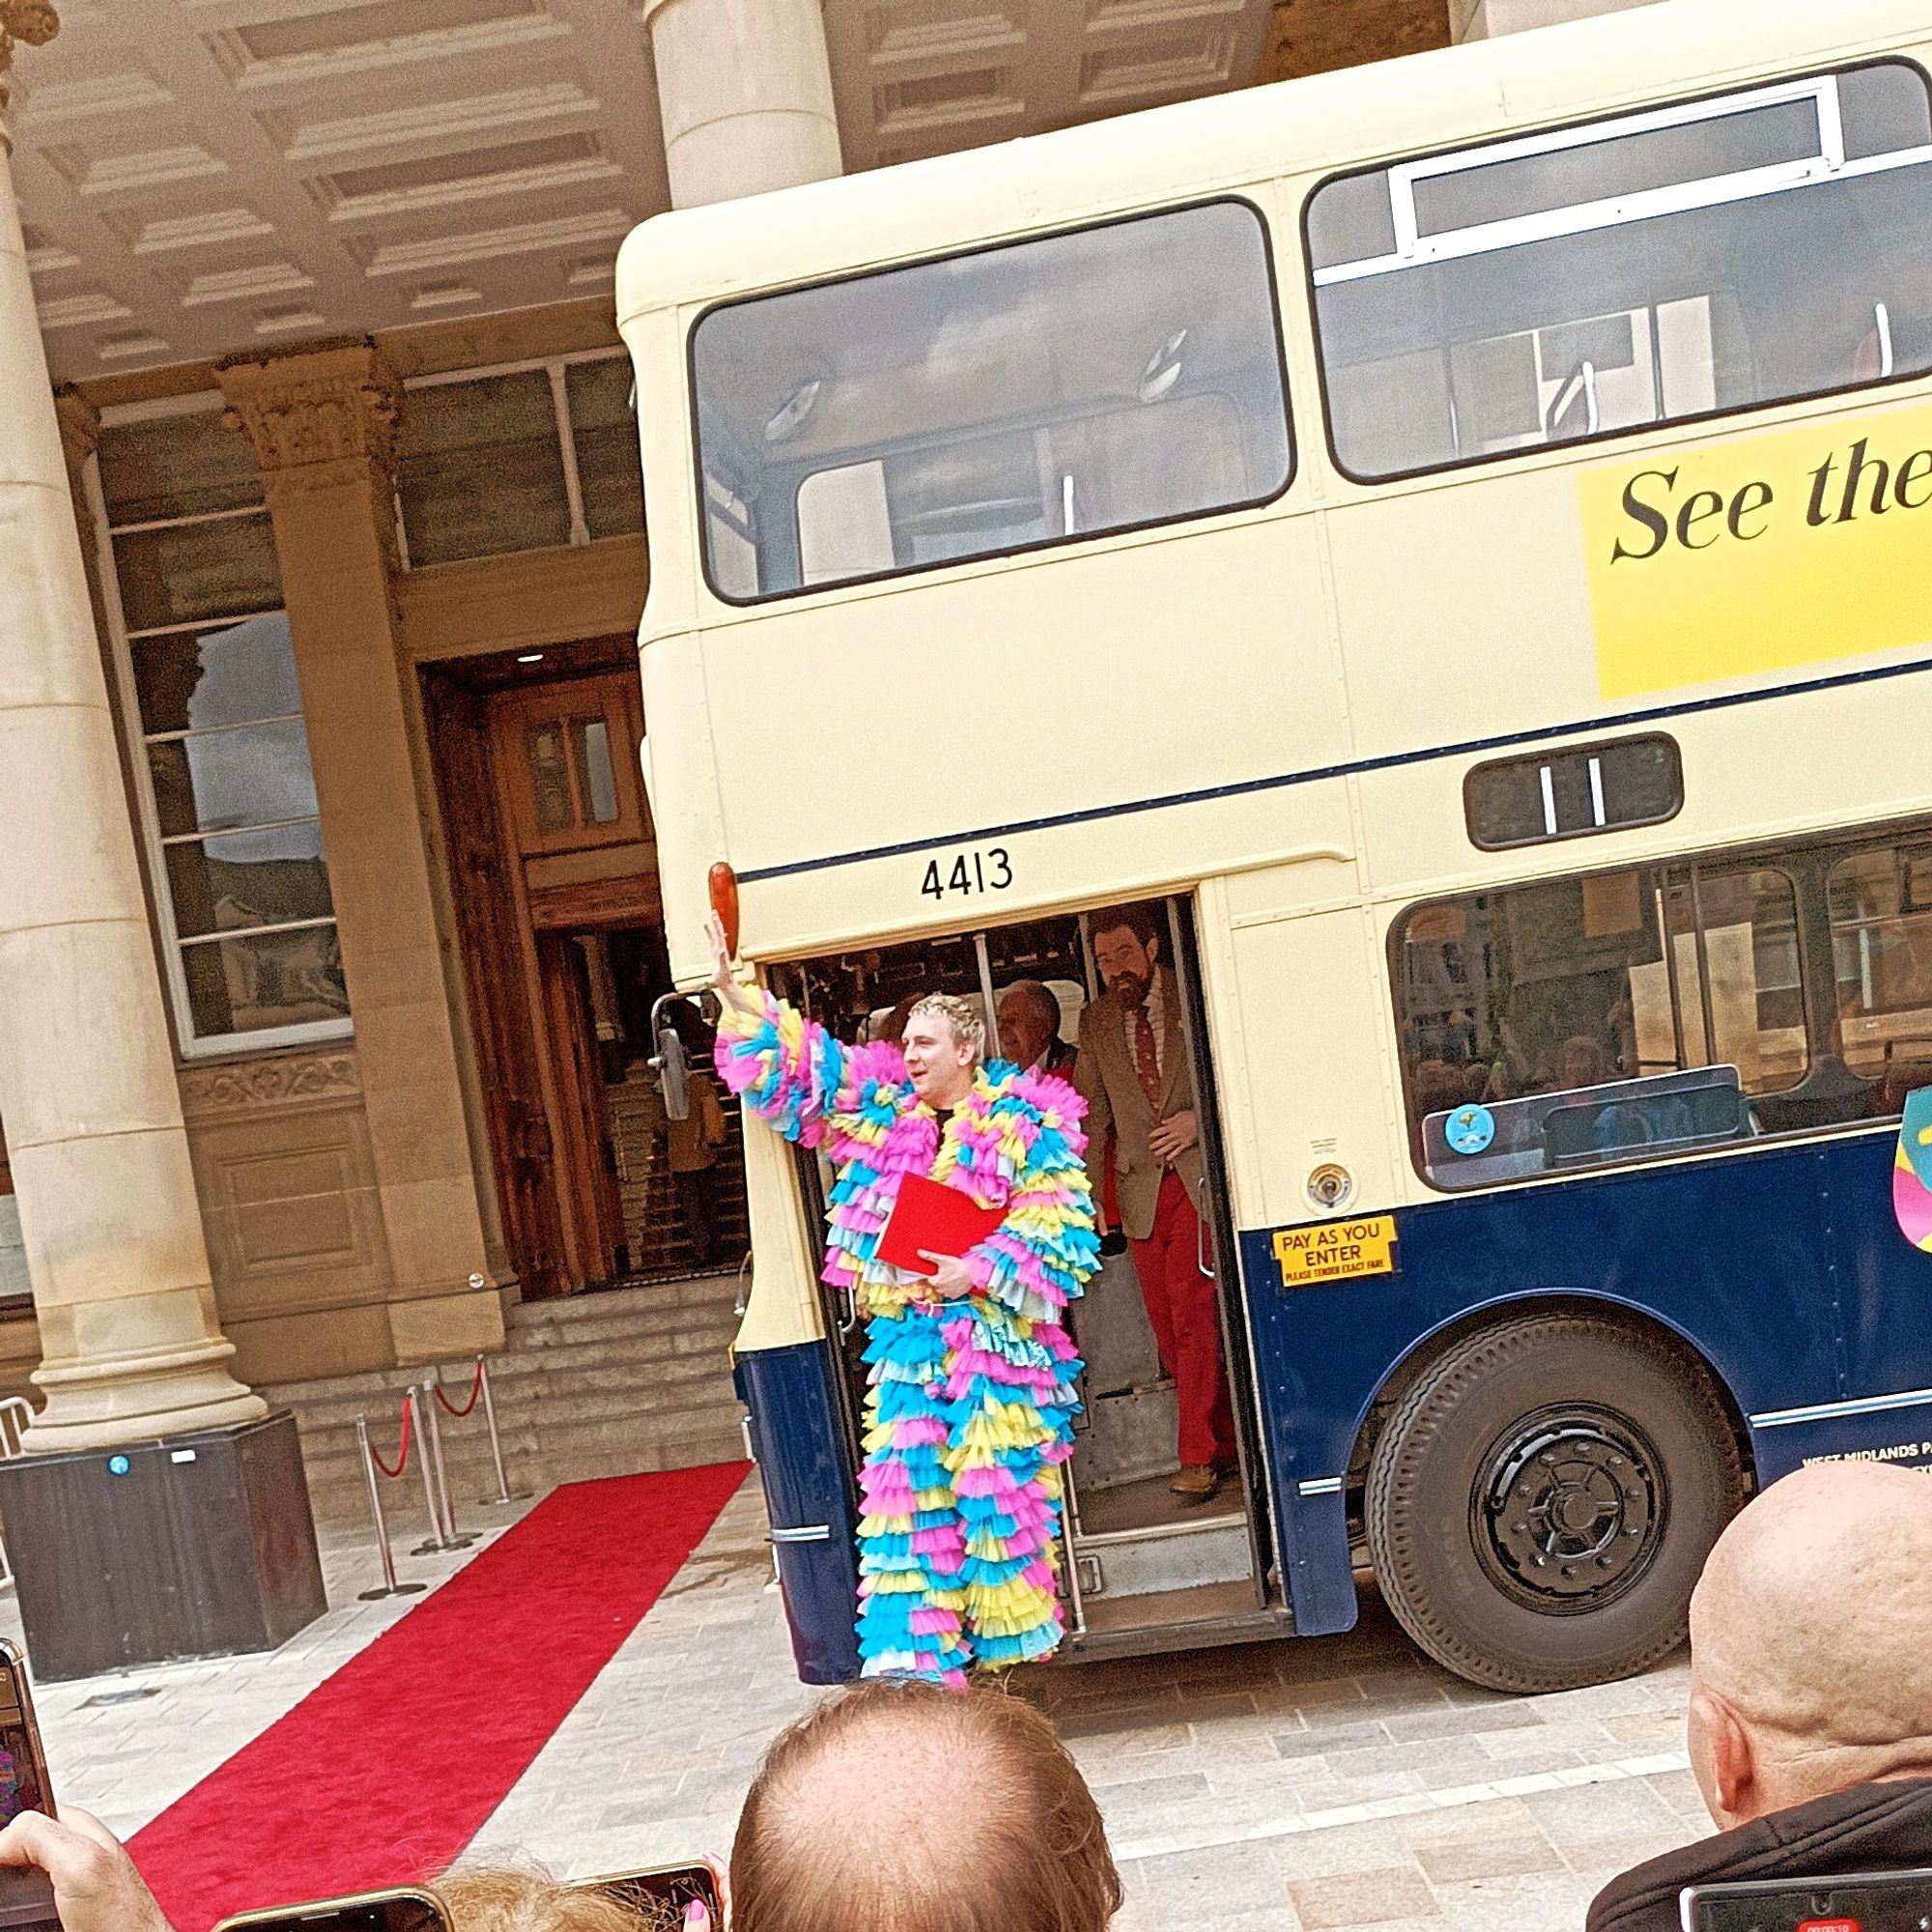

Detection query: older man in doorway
xmin=997 ymin=980 xmax=1077 ymax=1082
xmin=1074 ymin=904 xmax=1236 ymax=1501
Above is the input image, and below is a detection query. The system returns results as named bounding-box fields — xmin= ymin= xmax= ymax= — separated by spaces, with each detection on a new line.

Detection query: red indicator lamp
xmin=709 ymin=861 xmax=741 ymax=959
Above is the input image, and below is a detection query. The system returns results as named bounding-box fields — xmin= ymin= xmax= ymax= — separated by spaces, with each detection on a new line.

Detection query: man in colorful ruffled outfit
xmin=707 ymin=920 xmax=1098 ymax=1684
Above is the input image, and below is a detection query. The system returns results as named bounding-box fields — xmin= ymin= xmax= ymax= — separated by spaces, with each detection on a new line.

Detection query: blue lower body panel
xmin=734 ymin=1340 xmax=862 ymax=1685
xmin=1241 ymin=1126 xmax=1925 ymax=1638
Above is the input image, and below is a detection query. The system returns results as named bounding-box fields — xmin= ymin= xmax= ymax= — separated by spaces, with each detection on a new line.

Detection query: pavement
xmin=3 ymin=1472 xmax=1715 ymax=1930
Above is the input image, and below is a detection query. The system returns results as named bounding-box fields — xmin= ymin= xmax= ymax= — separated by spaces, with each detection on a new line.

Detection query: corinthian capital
xmin=0 ymin=0 xmax=59 ymax=140
xmin=217 ymin=343 xmax=404 ymax=490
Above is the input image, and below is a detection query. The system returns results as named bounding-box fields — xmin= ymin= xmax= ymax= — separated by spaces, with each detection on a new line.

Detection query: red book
xmin=874 ymin=1174 xmax=1007 ymax=1274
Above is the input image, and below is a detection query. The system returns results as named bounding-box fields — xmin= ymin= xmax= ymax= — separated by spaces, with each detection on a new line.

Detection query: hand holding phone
xmin=0 ymin=1641 xmax=55 ymax=1932
xmin=575 ymin=1861 xmax=724 ymax=1925
xmin=0 ymin=1807 xmax=175 ymax=1932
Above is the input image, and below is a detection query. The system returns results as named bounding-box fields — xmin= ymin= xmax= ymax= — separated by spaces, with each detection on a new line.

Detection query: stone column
xmin=641 ymin=0 xmax=841 ymax=208
xmin=0 ymin=4 xmax=264 ymax=1452
xmin=1456 ymin=0 xmax=1661 ymax=40
xmin=217 ymin=346 xmax=503 ymax=1366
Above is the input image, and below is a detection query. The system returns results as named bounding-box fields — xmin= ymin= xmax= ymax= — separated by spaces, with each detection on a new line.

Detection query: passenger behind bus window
xmin=1075 ymin=905 xmax=1236 ymax=1502
xmin=1554 ymin=1036 xmax=1611 ymax=1092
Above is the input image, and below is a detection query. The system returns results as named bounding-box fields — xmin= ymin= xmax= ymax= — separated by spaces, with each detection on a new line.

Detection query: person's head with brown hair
xmin=730 ymin=1679 xmax=1122 ymax=1932
xmin=436 ymin=1867 xmax=674 ymax=1932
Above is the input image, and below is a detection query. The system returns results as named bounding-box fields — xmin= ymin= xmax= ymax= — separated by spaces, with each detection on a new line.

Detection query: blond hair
xmin=436 ymin=1867 xmax=673 ymax=1932
xmin=730 ymin=1679 xmax=1122 ymax=1932
xmin=905 ymin=993 xmax=985 ymax=1060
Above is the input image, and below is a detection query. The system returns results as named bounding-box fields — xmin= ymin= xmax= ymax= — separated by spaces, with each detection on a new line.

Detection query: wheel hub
xmin=1473 ymin=1406 xmax=1666 ymax=1613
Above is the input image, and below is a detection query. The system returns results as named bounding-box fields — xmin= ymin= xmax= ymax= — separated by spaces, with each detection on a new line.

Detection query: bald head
xmin=1687 ymin=1463 xmax=1932 ymax=1827
xmin=730 ymin=1681 xmax=1120 ymax=1932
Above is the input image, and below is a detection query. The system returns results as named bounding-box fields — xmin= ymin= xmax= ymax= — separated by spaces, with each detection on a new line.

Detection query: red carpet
xmin=130 ymin=1463 xmax=749 ymax=1932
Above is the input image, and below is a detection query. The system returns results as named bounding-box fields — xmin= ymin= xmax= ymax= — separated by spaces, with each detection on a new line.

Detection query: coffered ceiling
xmin=10 ymin=0 xmax=1277 ymax=383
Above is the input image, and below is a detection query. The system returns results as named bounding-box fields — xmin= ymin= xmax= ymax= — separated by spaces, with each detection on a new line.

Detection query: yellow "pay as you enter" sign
xmin=1272 ymin=1216 xmax=1400 ymax=1289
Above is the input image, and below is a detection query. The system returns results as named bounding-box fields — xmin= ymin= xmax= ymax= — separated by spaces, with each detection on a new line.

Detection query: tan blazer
xmin=1074 ymin=968 xmax=1204 ymax=1241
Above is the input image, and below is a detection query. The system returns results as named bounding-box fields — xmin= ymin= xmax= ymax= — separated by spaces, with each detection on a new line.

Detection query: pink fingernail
xmin=684 ymin=1904 xmax=708 ymax=1926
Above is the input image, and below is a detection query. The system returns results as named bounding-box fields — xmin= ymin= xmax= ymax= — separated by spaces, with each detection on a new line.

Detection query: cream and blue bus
xmin=615 ymin=0 xmax=1932 ymax=1691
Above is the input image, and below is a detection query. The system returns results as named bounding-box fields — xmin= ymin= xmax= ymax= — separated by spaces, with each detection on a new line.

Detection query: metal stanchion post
xmin=476 ymin=1353 xmax=526 ymax=1503
xmin=409 ymin=1386 xmax=448 ymax=1555
xmin=422 ymin=1375 xmax=475 ymax=1550
xmin=356 ymin=1416 xmax=425 ymax=1602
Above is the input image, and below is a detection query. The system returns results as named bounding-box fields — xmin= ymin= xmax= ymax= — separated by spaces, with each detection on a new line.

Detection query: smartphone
xmin=213 ymin=1888 xmax=450 ymax=1932
xmin=575 ymin=1861 xmax=724 ymax=1921
xmin=1682 ymin=1867 xmax=1932 ymax=1932
xmin=0 ymin=1641 xmax=57 ymax=1932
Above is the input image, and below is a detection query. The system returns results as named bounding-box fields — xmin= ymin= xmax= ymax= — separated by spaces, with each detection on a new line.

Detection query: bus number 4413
xmin=921 ymin=847 xmax=1012 ymax=900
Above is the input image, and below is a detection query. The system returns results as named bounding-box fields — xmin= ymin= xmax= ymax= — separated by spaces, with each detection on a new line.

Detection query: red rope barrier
xmin=370 ymin=1396 xmax=413 ymax=1479
xmin=432 ymin=1357 xmax=486 ymax=1420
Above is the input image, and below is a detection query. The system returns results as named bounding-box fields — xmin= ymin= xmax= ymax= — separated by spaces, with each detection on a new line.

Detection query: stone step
xmin=269 ymin=1272 xmax=752 ymax=1523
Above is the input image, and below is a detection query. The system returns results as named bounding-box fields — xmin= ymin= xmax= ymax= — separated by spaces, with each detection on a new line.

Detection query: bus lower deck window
xmin=1395 ymin=860 xmax=1808 ymax=1188
xmin=1307 ymin=61 xmax=1932 ymax=481
xmin=689 ymin=199 xmax=1293 ymax=601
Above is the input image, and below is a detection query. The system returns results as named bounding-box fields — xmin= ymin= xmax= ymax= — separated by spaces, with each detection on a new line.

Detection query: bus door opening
xmin=769 ymin=899 xmax=1281 ymax=1660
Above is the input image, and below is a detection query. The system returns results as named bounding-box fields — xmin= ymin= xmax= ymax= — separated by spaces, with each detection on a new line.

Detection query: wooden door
xmin=536 ymin=932 xmax=627 ymax=1286
xmin=420 ymin=674 xmax=570 ymax=1298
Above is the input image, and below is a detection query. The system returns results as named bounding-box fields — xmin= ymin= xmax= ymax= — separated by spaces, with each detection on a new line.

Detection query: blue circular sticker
xmin=1445 ymin=1105 xmax=1496 ymax=1156
xmin=106 ymin=1453 xmax=131 ymax=1477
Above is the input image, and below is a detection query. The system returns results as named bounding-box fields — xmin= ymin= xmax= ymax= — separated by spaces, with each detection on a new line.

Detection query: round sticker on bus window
xmin=1445 ymin=1105 xmax=1495 ymax=1156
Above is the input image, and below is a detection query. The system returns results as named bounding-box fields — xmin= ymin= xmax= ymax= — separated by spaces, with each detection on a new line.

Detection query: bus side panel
xmin=735 ymin=1342 xmax=863 ymax=1685
xmin=1240 ymin=1136 xmax=1846 ymax=1635
xmin=1832 ymin=1126 xmax=1932 ymax=1415
xmin=1221 ymin=905 xmax=1403 ymax=1634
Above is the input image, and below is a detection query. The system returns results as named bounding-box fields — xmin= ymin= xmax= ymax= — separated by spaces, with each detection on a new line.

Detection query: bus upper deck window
xmin=1307 ymin=61 xmax=1932 ymax=483
xmin=689 ymin=200 xmax=1293 ymax=602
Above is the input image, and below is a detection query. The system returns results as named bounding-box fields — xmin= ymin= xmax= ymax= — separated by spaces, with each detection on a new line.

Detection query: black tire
xmin=1365 ymin=1312 xmax=1747 ymax=1694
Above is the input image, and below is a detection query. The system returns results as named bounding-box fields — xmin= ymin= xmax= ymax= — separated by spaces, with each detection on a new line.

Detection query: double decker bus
xmin=614 ymin=0 xmax=1932 ymax=1691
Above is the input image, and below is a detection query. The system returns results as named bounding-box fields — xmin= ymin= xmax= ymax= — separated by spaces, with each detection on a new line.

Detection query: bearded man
xmin=708 ymin=920 xmax=1097 ymax=1682
xmin=1074 ymin=903 xmax=1236 ymax=1500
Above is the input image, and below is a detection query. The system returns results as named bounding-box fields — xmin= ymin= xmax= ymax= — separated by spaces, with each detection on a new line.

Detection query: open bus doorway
xmin=768 ymin=898 xmax=1286 ymax=1657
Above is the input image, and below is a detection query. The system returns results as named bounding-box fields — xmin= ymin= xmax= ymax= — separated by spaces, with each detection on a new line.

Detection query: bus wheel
xmin=1365 ymin=1313 xmax=1747 ymax=1694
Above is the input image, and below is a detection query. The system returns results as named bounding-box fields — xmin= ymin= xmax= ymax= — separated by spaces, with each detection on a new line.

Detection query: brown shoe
xmin=1169 ymin=1463 xmax=1221 ymax=1502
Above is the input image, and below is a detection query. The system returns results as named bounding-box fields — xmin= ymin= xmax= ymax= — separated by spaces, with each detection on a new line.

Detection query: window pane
xmin=572 ymin=718 xmax=618 ymax=823
xmin=692 ymin=200 xmax=1293 ymax=598
xmin=564 ymin=358 xmax=644 ymax=540
xmin=528 ymin=721 xmax=573 ymax=832
xmin=1831 ymin=844 xmax=1932 ymax=1109
xmin=182 ymin=924 xmax=348 ymax=1038
xmin=112 ymin=510 xmax=282 ymax=634
xmin=1397 ymin=863 xmax=1804 ymax=1188
xmin=1313 ymin=64 xmax=1932 ymax=479
xmin=1464 ymin=735 xmax=1683 ymax=848
xmin=1411 ymin=98 xmax=1820 ymax=237
xmin=163 ymin=822 xmax=332 ymax=939
xmin=148 ymin=721 xmax=320 ymax=838
xmin=99 ymin=410 xmax=261 ymax=526
xmin=131 ymin=613 xmax=301 ymax=736
xmin=398 ymin=371 xmax=572 ymax=566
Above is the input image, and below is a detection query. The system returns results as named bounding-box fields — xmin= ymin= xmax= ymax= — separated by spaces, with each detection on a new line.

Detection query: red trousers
xmin=1128 ymin=1171 xmax=1236 ymax=1469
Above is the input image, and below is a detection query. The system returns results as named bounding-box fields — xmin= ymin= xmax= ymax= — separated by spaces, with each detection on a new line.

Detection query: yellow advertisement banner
xmin=1578 ymin=401 xmax=1932 ymax=699
xmin=1272 ymin=1215 xmax=1399 ymax=1289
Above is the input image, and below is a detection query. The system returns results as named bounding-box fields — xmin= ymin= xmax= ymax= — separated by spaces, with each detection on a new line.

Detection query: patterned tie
xmin=1132 ymin=1004 xmax=1162 ymax=1113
